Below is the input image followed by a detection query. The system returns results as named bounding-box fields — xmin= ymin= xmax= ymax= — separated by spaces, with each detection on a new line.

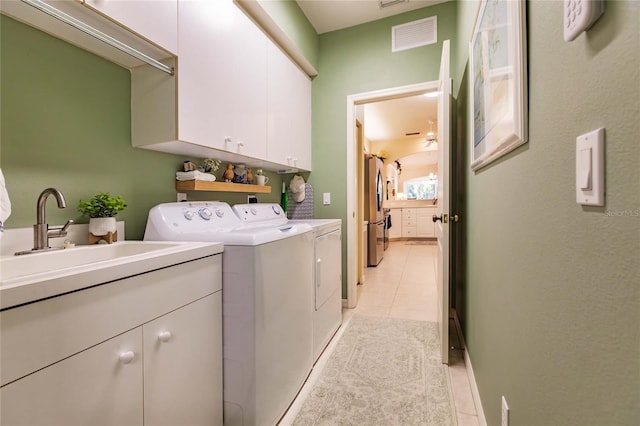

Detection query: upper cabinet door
xmin=83 ymin=0 xmax=178 ymax=55
xmin=177 ymin=0 xmax=267 ymax=158
xmin=267 ymin=41 xmax=312 ymax=171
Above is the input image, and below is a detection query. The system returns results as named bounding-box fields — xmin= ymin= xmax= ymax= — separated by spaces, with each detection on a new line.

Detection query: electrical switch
xmin=578 ymin=147 xmax=592 ymax=190
xmin=576 ymin=128 xmax=605 ymax=206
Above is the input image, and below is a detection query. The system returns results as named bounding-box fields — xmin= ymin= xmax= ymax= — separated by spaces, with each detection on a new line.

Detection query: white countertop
xmin=384 ymin=201 xmax=438 ymax=209
xmin=0 ymin=241 xmax=223 ymax=310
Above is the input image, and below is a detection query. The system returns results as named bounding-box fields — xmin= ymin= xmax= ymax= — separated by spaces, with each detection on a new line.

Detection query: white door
xmin=435 ymin=40 xmax=451 ymax=364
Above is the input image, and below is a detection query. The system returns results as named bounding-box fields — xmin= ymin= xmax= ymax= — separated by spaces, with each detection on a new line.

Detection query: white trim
xmin=346 ymin=81 xmax=439 ymax=309
xmin=452 ymin=311 xmax=487 ymax=426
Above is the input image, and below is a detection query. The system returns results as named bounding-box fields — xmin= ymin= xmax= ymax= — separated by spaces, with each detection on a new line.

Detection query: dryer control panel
xmin=233 ymin=203 xmax=287 ymax=225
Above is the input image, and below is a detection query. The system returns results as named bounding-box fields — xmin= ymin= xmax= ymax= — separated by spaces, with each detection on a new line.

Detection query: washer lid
xmin=288 ymin=219 xmax=341 ymax=236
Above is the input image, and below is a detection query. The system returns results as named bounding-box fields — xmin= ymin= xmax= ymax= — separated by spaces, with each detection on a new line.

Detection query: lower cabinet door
xmin=143 ymin=292 xmax=223 ymax=426
xmin=0 ymin=328 xmax=143 ymax=426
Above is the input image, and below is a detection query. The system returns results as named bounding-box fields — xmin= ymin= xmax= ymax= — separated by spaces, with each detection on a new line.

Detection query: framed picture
xmin=469 ymin=0 xmax=528 ymax=171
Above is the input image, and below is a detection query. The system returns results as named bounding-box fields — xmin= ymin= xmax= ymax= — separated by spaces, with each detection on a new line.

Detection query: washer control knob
xmin=184 ymin=210 xmax=195 ymax=221
xmin=215 ymin=208 xmax=224 ymax=218
xmin=198 ymin=208 xmax=212 ymax=220
xmin=250 ymin=207 xmax=258 ymax=215
xmin=272 ymin=205 xmax=281 ymax=215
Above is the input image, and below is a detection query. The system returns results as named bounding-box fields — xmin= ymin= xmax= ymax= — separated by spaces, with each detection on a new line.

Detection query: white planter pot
xmin=89 ymin=217 xmax=117 ymax=236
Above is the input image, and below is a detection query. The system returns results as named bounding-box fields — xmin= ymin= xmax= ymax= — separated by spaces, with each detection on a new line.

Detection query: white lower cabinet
xmin=1 ymin=256 xmax=223 ymax=426
xmin=417 ymin=208 xmax=435 ymax=238
xmin=144 ymin=294 xmax=223 ymax=426
xmin=402 ymin=208 xmax=417 ymax=238
xmin=1 ymin=328 xmax=144 ymax=426
xmin=389 ymin=209 xmax=403 ymax=239
xmin=397 ymin=207 xmax=436 ymax=239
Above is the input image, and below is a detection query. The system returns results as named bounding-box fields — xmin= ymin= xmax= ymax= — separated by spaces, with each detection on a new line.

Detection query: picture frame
xmin=469 ymin=0 xmax=528 ymax=171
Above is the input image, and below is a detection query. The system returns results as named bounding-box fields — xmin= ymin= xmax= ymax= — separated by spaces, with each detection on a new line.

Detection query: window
xmin=404 ymin=175 xmax=437 ymax=200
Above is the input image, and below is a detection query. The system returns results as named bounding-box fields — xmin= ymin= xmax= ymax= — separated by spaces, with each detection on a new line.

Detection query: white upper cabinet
xmin=267 ymin=41 xmax=312 ymax=171
xmin=131 ymin=0 xmax=311 ymax=172
xmin=82 ymin=0 xmax=178 ymax=54
xmin=177 ymin=0 xmax=267 ymax=159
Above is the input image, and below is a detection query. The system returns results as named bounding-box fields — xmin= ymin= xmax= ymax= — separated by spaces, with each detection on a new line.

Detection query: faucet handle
xmin=61 ymin=219 xmax=74 ymax=232
xmin=49 ymin=219 xmax=74 ymax=237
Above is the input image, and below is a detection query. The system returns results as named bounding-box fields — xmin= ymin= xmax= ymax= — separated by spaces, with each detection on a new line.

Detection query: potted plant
xmin=78 ymin=192 xmax=127 ymax=239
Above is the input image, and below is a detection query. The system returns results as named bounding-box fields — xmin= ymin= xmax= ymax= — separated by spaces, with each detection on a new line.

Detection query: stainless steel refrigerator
xmin=364 ymin=155 xmax=384 ymax=266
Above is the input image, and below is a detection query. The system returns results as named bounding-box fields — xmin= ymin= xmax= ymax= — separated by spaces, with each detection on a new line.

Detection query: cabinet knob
xmin=158 ymin=331 xmax=172 ymax=343
xmin=119 ymin=351 xmax=135 ymax=364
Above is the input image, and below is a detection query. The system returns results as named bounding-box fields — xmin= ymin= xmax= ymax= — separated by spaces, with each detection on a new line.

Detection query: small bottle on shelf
xmin=281 ymin=181 xmax=288 ymax=213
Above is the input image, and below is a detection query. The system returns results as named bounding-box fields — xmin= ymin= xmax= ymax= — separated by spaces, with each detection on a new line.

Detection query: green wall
xmin=0 ymin=15 xmax=283 ymax=240
xmin=257 ymin=0 xmax=319 ymax=70
xmin=311 ymin=2 xmax=457 ymax=297
xmin=461 ymin=1 xmax=640 ymax=424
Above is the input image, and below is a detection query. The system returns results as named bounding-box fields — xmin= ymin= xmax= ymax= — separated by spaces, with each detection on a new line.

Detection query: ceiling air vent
xmin=392 ymin=16 xmax=437 ymax=52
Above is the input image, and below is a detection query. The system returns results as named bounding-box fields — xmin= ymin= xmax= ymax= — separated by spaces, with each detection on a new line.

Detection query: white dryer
xmin=289 ymin=218 xmax=342 ymax=363
xmin=144 ymin=202 xmax=314 ymax=426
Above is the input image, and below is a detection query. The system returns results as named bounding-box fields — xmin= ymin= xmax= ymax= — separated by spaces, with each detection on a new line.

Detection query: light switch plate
xmin=323 ymin=192 xmax=331 ymax=205
xmin=576 ymin=127 xmax=605 ymax=206
xmin=501 ymin=396 xmax=510 ymax=426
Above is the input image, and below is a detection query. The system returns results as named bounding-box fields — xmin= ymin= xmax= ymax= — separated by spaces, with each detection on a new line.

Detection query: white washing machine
xmin=144 ymin=202 xmax=314 ymax=426
xmin=289 ymin=219 xmax=342 ymax=363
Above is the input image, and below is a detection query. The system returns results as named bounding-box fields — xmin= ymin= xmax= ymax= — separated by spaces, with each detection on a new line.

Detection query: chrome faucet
xmin=16 ymin=188 xmax=74 ymax=255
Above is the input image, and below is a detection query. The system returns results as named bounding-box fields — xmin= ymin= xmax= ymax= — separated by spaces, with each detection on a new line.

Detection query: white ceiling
xmin=364 ymin=93 xmax=438 ymax=143
xmin=296 ymin=0 xmax=448 ymax=34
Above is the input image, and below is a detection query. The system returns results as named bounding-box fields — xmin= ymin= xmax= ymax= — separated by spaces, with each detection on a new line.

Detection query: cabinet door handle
xmin=316 ymin=258 xmax=321 ymax=288
xmin=119 ymin=351 xmax=135 ymax=364
xmin=158 ymin=331 xmax=172 ymax=343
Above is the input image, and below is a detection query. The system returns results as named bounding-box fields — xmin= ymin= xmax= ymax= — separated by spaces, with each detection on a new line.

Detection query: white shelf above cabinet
xmin=0 ymin=0 xmax=175 ymax=71
xmin=82 ymin=0 xmax=178 ymax=55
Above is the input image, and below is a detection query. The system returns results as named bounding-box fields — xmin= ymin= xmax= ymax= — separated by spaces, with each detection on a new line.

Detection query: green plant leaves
xmin=77 ymin=192 xmax=127 ymax=218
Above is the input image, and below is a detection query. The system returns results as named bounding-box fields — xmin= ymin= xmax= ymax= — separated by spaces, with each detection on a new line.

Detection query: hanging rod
xmin=21 ymin=0 xmax=174 ymax=76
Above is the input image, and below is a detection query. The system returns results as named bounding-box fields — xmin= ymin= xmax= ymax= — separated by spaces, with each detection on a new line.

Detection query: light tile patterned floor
xmin=281 ymin=241 xmax=481 ymax=425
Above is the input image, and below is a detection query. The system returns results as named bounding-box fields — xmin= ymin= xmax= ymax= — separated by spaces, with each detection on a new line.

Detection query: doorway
xmin=346 ymin=80 xmax=440 ymax=309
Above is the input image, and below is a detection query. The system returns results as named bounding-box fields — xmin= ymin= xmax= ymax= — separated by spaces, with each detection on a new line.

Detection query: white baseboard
xmin=452 ymin=311 xmax=487 ymax=426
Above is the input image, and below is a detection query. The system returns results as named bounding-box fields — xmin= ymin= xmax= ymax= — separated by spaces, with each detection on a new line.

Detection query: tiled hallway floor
xmin=280 ymin=240 xmax=482 ymax=425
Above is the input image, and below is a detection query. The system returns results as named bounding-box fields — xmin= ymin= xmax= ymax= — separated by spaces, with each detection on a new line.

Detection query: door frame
xmin=345 ymin=80 xmax=439 ymax=308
